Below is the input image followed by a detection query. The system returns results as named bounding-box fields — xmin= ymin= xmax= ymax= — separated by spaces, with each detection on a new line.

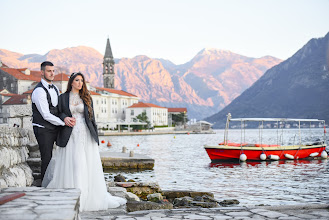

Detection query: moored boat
xmin=204 ymin=113 xmax=328 ymax=162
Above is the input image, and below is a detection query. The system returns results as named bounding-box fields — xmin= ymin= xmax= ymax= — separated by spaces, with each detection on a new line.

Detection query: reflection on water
xmin=100 ymin=129 xmax=329 ymax=206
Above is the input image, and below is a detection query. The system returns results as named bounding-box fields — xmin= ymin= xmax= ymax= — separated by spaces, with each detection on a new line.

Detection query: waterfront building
xmin=167 ymin=107 xmax=187 ymax=127
xmin=125 ymin=102 xmax=168 ymax=127
xmin=94 ymin=87 xmax=139 ymax=128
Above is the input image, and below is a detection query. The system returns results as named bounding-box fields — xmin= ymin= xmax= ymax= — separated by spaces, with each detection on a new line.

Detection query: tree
xmin=133 ymin=112 xmax=150 ymax=130
xmin=172 ymin=112 xmax=187 ymax=126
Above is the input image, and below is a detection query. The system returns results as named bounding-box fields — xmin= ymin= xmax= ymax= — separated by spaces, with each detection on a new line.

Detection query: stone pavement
xmin=0 ymin=187 xmax=80 ymax=220
xmin=1 ymin=187 xmax=328 ymax=220
xmin=81 ymin=204 xmax=329 ymax=220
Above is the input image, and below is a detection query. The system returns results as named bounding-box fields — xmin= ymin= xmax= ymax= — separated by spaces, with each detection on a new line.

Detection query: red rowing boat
xmin=204 ymin=113 xmax=328 ymax=162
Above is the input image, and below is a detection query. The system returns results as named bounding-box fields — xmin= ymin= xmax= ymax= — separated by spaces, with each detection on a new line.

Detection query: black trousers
xmin=33 ymin=126 xmax=58 ymax=181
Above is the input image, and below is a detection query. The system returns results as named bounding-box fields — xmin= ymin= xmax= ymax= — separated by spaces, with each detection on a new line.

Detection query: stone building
xmin=0 ymin=67 xmax=40 ymax=94
xmin=103 ymin=38 xmax=115 ymax=89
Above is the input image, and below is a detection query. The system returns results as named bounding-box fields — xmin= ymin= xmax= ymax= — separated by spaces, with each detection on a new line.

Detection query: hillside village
xmin=0 ymin=39 xmax=187 ymax=131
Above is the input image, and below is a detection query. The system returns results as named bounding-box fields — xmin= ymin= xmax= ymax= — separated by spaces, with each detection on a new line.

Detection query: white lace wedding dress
xmin=42 ymin=92 xmax=126 ymax=211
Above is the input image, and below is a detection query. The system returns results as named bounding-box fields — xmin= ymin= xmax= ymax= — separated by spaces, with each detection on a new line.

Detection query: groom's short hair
xmin=41 ymin=61 xmax=54 ymax=71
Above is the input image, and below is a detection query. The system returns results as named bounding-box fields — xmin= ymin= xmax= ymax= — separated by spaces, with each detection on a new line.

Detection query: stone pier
xmin=101 ymin=152 xmax=155 ymax=170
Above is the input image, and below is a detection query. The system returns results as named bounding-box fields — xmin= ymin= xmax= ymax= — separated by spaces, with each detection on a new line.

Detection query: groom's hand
xmin=64 ymin=117 xmax=76 ymax=127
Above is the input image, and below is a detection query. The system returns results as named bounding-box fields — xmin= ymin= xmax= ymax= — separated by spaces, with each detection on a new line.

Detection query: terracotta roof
xmin=95 ymin=87 xmax=137 ymax=97
xmin=53 ymin=73 xmax=70 ymax=81
xmin=90 ymin=91 xmax=100 ymax=96
xmin=128 ymin=102 xmax=166 ymax=109
xmin=3 ymin=94 xmax=31 ymax=105
xmin=167 ymin=108 xmax=187 ymax=113
xmin=0 ymin=62 xmax=9 ymax=68
xmin=23 ymin=89 xmax=34 ymax=95
xmin=0 ymin=67 xmax=41 ymax=81
xmin=0 ymin=93 xmax=19 ymax=97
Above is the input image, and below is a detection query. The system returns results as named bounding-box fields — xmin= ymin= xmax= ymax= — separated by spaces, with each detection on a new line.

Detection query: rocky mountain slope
xmin=205 ymin=32 xmax=329 ymax=128
xmin=0 ymin=47 xmax=281 ymax=119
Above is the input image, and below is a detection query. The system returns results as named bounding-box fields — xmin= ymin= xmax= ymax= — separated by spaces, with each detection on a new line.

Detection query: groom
xmin=32 ymin=61 xmax=76 ymax=182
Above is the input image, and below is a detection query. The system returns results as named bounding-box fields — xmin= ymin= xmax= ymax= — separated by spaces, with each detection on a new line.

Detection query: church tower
xmin=103 ymin=38 xmax=115 ymax=88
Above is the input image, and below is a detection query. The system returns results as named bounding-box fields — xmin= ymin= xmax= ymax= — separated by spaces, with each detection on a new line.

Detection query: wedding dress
xmin=42 ymin=92 xmax=126 ymax=211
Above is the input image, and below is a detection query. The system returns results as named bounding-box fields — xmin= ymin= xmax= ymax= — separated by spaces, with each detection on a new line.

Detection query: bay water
xmin=100 ymin=128 xmax=329 ymax=207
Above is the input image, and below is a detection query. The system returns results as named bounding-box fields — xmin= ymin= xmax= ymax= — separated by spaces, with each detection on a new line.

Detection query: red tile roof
xmin=0 ymin=67 xmax=41 ymax=81
xmin=167 ymin=108 xmax=187 ymax=113
xmin=23 ymin=89 xmax=34 ymax=95
xmin=0 ymin=93 xmax=19 ymax=97
xmin=3 ymin=94 xmax=31 ymax=105
xmin=95 ymin=87 xmax=138 ymax=97
xmin=90 ymin=91 xmax=100 ymax=96
xmin=0 ymin=62 xmax=9 ymax=68
xmin=54 ymin=73 xmax=70 ymax=81
xmin=128 ymin=102 xmax=166 ymax=109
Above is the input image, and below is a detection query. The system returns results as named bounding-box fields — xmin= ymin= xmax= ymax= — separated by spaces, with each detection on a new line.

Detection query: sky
xmin=1 ymin=0 xmax=329 ymax=65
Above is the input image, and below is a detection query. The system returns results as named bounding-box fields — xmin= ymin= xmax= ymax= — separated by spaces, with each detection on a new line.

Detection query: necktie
xmin=48 ymin=84 xmax=54 ymax=89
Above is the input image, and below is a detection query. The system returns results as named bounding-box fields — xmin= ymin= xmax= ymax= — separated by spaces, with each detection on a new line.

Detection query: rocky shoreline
xmin=108 ymin=174 xmax=241 ymax=213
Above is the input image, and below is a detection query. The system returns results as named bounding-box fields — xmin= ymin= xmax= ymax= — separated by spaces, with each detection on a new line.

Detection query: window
xmin=131 ymin=110 xmax=134 ymax=116
xmin=96 ymin=100 xmax=98 ymax=105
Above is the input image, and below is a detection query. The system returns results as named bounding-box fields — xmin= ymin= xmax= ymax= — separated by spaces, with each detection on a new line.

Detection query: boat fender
xmin=240 ymin=154 xmax=247 ymax=162
xmin=321 ymin=151 xmax=328 ymax=159
xmin=268 ymin=155 xmax=279 ymax=160
xmin=284 ymin=154 xmax=294 ymax=159
xmin=309 ymin=152 xmax=319 ymax=157
xmin=260 ymin=153 xmax=267 ymax=160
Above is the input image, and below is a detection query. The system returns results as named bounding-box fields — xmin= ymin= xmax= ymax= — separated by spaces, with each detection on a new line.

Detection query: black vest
xmin=32 ymin=82 xmax=59 ymax=130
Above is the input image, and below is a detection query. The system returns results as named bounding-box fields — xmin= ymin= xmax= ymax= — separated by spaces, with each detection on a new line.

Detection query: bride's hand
xmin=64 ymin=117 xmax=75 ymax=127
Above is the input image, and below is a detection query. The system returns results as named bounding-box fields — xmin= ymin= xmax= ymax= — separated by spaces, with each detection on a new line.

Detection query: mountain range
xmin=205 ymin=32 xmax=329 ymax=128
xmin=0 ymin=47 xmax=281 ymax=119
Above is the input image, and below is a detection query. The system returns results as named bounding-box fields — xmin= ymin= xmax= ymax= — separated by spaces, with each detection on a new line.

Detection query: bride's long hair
xmin=66 ymin=72 xmax=93 ymax=119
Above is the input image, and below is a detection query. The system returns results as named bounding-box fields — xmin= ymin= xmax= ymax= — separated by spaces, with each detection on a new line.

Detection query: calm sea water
xmin=100 ymin=129 xmax=329 ymax=207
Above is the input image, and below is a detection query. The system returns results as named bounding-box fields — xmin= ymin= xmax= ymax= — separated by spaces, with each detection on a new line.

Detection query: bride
xmin=42 ymin=72 xmax=126 ymax=211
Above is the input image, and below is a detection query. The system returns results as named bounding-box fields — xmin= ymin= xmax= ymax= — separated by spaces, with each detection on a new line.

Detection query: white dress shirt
xmin=31 ymin=78 xmax=65 ymax=127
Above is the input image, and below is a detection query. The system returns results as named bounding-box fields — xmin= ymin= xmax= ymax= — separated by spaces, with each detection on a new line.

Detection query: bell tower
xmin=103 ymin=38 xmax=115 ymax=88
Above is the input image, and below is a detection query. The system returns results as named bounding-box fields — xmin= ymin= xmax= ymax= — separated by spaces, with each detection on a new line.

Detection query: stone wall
xmin=2 ymin=104 xmax=33 ymax=130
xmin=0 ymin=126 xmax=36 ymax=188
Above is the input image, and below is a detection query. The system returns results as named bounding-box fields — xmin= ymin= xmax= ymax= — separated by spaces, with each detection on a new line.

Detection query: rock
xmin=107 ymin=187 xmax=127 ymax=198
xmin=190 ymin=201 xmax=218 ymax=208
xmin=117 ymin=182 xmax=162 ymax=200
xmin=147 ymin=193 xmax=163 ymax=203
xmin=162 ymin=190 xmax=214 ymax=203
xmin=194 ymin=196 xmax=204 ymax=202
xmin=173 ymin=196 xmax=193 ymax=207
xmin=219 ymin=199 xmax=240 ymax=206
xmin=202 ymin=194 xmax=219 ymax=203
xmin=126 ymin=192 xmax=140 ymax=201
xmin=114 ymin=174 xmax=126 ymax=182
xmin=126 ymin=201 xmax=173 ymax=212
xmin=115 ymin=182 xmax=134 ymax=188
